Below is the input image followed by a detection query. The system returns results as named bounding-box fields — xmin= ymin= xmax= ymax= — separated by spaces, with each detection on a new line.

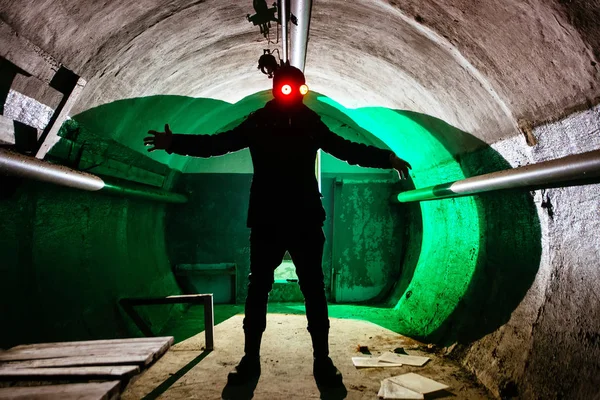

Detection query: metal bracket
xmin=119 ymin=294 xmax=215 ymax=350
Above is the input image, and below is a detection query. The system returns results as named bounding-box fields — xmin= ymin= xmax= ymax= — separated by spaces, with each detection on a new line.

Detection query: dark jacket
xmin=168 ymin=100 xmax=393 ymax=227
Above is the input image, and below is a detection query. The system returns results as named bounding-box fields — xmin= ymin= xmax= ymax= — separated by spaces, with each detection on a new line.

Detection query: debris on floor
xmin=378 ymin=379 xmax=424 ymax=399
xmin=356 ymin=344 xmax=371 ymax=354
xmin=121 ymin=313 xmax=493 ymax=399
xmin=352 ymin=348 xmax=430 ymax=368
xmin=379 ymin=352 xmax=430 ymax=366
xmin=378 ymin=373 xmax=449 ymax=399
xmin=352 ymin=357 xmax=403 ymax=368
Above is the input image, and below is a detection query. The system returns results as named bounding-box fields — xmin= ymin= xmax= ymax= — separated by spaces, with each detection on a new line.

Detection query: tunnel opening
xmin=4 ymin=89 xmax=534 ymax=348
xmin=1 ymin=0 xmax=599 ymax=396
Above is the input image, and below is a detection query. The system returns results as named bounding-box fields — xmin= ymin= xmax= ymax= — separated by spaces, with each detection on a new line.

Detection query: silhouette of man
xmin=144 ymin=66 xmax=411 ymax=389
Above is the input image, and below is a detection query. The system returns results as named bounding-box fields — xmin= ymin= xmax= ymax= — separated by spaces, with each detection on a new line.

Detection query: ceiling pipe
xmin=395 ymin=149 xmax=600 ymax=203
xmin=0 ymin=148 xmax=188 ymax=204
xmin=279 ymin=0 xmax=289 ymax=63
xmin=290 ymin=0 xmax=312 ymax=72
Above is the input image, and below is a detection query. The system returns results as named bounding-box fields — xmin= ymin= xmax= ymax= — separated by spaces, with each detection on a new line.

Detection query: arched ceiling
xmin=1 ymin=0 xmax=599 ymax=145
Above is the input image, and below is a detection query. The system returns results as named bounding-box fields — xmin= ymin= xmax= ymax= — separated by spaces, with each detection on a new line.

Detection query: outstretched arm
xmin=144 ymin=118 xmax=252 ymax=157
xmin=319 ymin=124 xmax=412 ymax=180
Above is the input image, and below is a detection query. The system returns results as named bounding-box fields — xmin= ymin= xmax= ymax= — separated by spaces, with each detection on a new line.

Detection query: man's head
xmin=272 ymin=66 xmax=308 ymax=107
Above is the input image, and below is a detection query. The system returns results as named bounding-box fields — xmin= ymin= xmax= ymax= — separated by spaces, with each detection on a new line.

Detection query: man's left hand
xmin=390 ymin=153 xmax=412 ymax=180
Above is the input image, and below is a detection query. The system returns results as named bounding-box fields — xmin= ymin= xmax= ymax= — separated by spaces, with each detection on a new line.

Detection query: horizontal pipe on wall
xmin=0 ymin=148 xmax=187 ymax=203
xmin=396 ymin=149 xmax=600 ymax=203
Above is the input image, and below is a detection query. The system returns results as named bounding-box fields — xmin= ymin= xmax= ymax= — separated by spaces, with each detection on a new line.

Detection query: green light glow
xmin=63 ymin=92 xmax=540 ymax=344
xmin=315 ymin=96 xmax=479 ymax=337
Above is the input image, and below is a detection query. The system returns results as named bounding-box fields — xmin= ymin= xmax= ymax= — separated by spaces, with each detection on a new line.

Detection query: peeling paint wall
xmin=331 ymin=178 xmax=405 ymax=302
xmin=0 ymin=181 xmax=182 ymax=348
xmin=0 ymin=111 xmax=183 ymax=347
xmin=461 ymin=105 xmax=600 ymax=399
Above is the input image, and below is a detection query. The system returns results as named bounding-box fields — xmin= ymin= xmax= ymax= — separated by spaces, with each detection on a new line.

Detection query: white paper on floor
xmin=388 ymin=372 xmax=449 ymax=395
xmin=378 ymin=352 xmax=430 ymax=367
xmin=352 ymin=357 xmax=402 ymax=368
xmin=378 ymin=379 xmax=424 ymax=399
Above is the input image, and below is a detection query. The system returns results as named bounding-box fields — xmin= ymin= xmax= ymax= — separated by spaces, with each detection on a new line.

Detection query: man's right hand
xmin=144 ymin=124 xmax=173 ymax=152
xmin=390 ymin=153 xmax=412 ymax=180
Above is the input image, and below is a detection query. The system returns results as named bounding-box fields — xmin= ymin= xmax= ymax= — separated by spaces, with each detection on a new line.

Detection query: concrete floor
xmin=122 ymin=313 xmax=492 ymax=399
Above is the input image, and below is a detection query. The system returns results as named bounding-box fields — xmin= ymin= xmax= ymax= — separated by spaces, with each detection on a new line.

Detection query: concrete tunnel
xmin=0 ymin=0 xmax=599 ymax=398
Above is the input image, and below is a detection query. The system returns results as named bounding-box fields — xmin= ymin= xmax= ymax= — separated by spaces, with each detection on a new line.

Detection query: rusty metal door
xmin=331 ymin=178 xmax=405 ymax=303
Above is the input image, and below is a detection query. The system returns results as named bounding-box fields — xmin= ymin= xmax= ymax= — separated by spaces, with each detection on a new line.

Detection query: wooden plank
xmin=0 ymin=348 xmax=160 ymax=362
xmin=4 ymin=341 xmax=170 ymax=356
xmin=0 ymin=365 xmax=139 ymax=380
xmin=9 ymin=336 xmax=173 ymax=351
xmin=2 ymin=354 xmax=152 ymax=368
xmin=0 ymin=337 xmax=173 ymax=364
xmin=0 ymin=381 xmax=121 ymax=400
xmin=151 ymin=337 xmax=173 ymax=363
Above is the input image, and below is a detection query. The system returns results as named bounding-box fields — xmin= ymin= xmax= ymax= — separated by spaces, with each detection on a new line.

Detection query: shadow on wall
xmin=395 ymin=111 xmax=542 ymax=345
xmin=70 ymin=93 xmax=542 ymax=346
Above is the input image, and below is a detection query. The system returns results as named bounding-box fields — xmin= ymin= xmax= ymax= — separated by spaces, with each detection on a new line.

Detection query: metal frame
xmin=119 ymin=294 xmax=214 ymax=351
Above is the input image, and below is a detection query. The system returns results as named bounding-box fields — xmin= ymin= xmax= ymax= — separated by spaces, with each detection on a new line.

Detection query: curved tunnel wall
xmin=1 ymin=0 xmax=599 ymax=398
xmin=65 ymin=91 xmax=542 ymax=345
xmin=0 ymin=180 xmax=181 ymax=347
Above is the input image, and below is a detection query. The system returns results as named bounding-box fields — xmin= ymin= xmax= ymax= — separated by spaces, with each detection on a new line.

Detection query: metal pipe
xmin=0 ymin=148 xmax=187 ymax=203
xmin=280 ymin=0 xmax=289 ymax=63
xmin=290 ymin=0 xmax=312 ymax=72
xmin=101 ymin=181 xmax=187 ymax=204
xmin=0 ymin=148 xmax=104 ymax=191
xmin=396 ymin=149 xmax=600 ymax=203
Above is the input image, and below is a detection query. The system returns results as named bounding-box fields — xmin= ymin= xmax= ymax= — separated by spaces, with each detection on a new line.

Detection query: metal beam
xmin=396 ymin=149 xmax=600 ymax=203
xmin=0 ymin=148 xmax=187 ymax=203
xmin=290 ymin=0 xmax=312 ymax=72
xmin=120 ymin=294 xmax=214 ymax=350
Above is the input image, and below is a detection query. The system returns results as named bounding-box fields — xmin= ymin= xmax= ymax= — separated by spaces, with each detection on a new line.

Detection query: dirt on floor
xmin=123 ymin=313 xmax=493 ymax=399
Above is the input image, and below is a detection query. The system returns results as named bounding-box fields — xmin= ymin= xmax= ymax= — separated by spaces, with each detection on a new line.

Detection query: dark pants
xmin=243 ymin=224 xmax=330 ymax=336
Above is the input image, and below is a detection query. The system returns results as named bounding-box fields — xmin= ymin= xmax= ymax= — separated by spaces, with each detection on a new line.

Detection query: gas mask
xmin=272 ymin=66 xmax=309 ymax=106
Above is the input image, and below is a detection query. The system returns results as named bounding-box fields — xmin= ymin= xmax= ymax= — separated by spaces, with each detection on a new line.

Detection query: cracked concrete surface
xmin=1 ymin=0 xmax=598 ymax=142
xmin=1 ymin=0 xmax=599 ymax=398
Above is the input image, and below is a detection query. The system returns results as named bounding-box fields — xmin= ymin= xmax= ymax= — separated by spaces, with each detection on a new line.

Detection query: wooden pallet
xmin=0 ymin=336 xmax=173 ymax=399
xmin=0 ymin=381 xmax=121 ymax=400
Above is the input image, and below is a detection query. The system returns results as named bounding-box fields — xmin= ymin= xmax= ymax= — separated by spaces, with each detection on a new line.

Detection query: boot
xmin=227 ymin=331 xmax=263 ymax=385
xmin=313 ymin=356 xmax=343 ymax=388
xmin=310 ymin=329 xmax=343 ymax=388
xmin=227 ymin=354 xmax=261 ymax=385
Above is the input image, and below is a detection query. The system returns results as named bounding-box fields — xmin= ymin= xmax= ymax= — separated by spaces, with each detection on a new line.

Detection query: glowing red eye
xmin=299 ymin=84 xmax=309 ymax=95
xmin=281 ymin=84 xmax=292 ymax=95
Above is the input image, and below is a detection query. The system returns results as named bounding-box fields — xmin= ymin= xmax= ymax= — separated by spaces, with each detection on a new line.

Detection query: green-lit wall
xmin=0 ymin=90 xmax=541 ymax=348
xmin=165 ymin=172 xmax=402 ymax=304
xmin=0 ymin=180 xmax=181 ymax=348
